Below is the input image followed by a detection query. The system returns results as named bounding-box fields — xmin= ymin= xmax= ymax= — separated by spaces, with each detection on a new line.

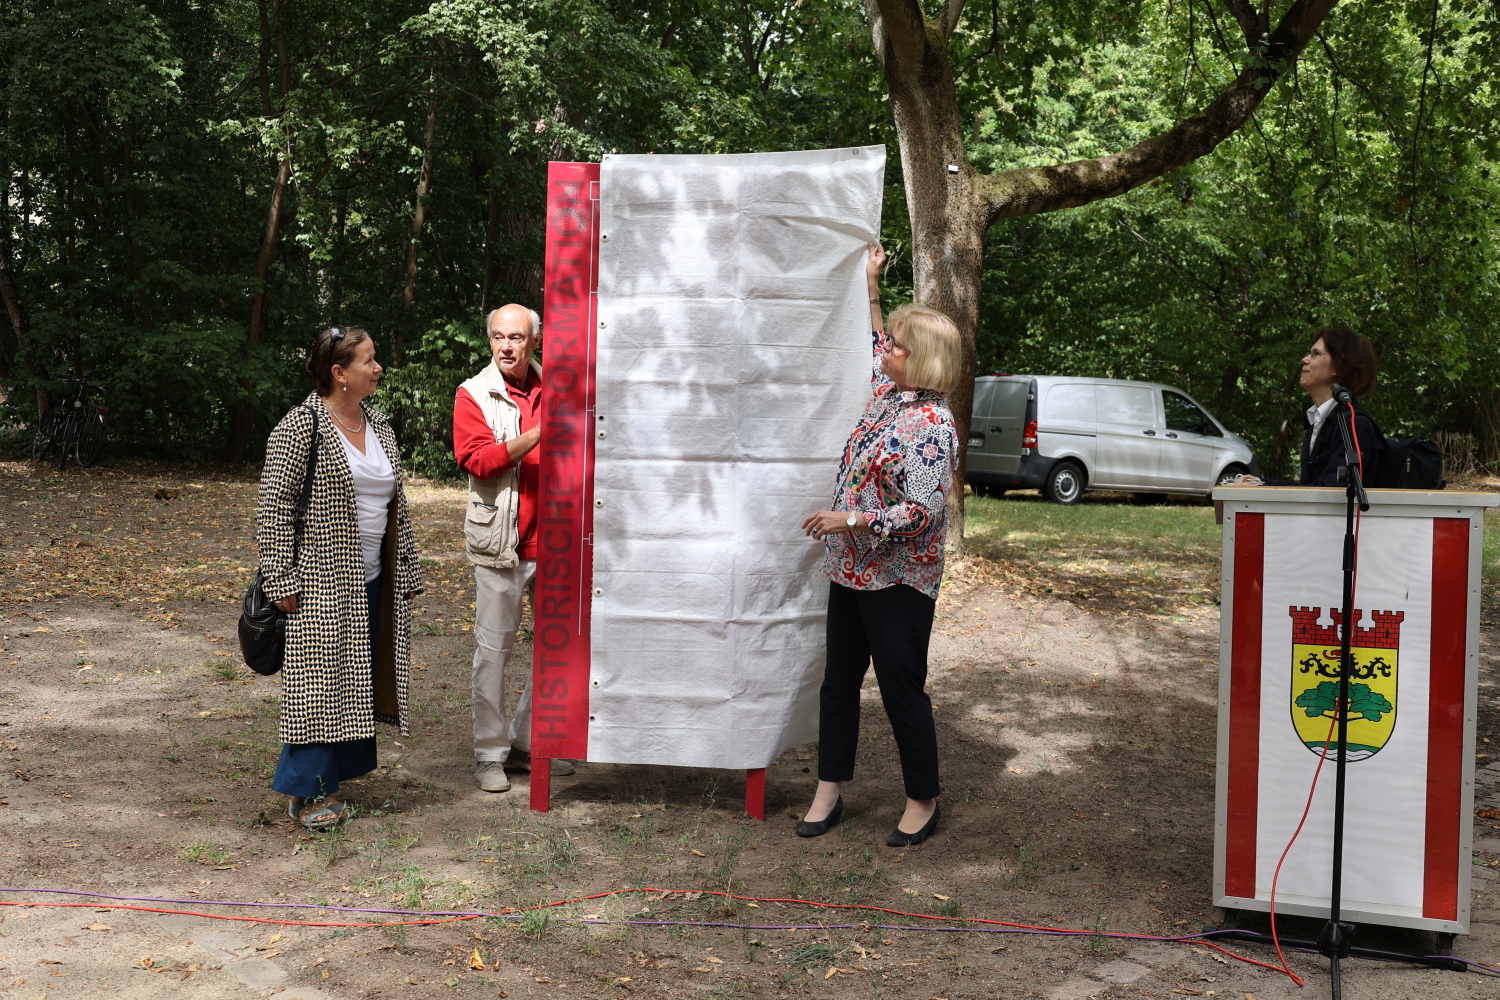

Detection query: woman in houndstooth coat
xmin=256 ymin=327 xmax=424 ymax=828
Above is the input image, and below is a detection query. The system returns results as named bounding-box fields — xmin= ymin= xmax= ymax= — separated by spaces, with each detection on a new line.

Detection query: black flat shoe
xmin=795 ymin=797 xmax=843 ymax=838
xmin=886 ymin=805 xmax=940 ymax=848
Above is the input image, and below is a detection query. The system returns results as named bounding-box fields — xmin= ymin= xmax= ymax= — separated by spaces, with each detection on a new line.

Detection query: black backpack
xmin=1374 ymin=436 xmax=1445 ymax=490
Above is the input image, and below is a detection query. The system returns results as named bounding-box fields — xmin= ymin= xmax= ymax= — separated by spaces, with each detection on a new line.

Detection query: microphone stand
xmin=1317 ymin=389 xmax=1369 ymax=1000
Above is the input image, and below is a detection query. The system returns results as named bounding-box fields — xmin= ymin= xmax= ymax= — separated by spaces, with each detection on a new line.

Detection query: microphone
xmin=1330 ymin=383 xmax=1354 ymax=406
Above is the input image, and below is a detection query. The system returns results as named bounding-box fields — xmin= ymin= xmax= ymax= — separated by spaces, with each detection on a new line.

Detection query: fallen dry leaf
xmin=690 ymin=849 xmax=706 ymax=857
xmin=268 ymin=933 xmax=282 ymax=944
xmin=614 ymin=977 xmax=632 ymax=984
xmin=137 ymin=957 xmax=153 ymax=969
xmin=1478 ymin=807 xmax=1500 ymax=820
xmin=692 ymin=967 xmax=712 ymax=973
xmin=534 ymin=977 xmax=551 ymax=983
xmin=706 ymin=957 xmax=722 ymax=964
xmin=84 ymin=924 xmax=111 ymax=931
xmin=469 ymin=949 xmax=485 ymax=971
xmin=931 ymin=893 xmax=950 ymax=901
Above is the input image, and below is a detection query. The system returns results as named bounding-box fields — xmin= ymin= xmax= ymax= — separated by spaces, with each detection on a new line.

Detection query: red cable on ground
xmin=0 ymin=889 xmax=1293 ymax=979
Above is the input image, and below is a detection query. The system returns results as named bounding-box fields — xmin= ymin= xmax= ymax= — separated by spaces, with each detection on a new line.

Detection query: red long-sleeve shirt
xmin=453 ymin=373 xmax=543 ymax=560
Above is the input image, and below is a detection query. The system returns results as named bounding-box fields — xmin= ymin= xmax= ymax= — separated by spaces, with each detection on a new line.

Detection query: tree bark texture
xmin=397 ymin=89 xmax=438 ymax=363
xmin=225 ymin=0 xmax=294 ymax=463
xmin=865 ymin=0 xmax=1342 ymax=540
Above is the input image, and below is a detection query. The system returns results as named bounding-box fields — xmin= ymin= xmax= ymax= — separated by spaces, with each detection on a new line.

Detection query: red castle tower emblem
xmin=1288 ymin=607 xmax=1405 ymax=650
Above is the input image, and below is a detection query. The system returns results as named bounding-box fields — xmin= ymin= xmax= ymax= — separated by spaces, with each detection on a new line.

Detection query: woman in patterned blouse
xmin=797 ymin=242 xmax=961 ymax=847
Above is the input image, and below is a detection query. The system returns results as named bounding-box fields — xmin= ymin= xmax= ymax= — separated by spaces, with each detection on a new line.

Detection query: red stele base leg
xmin=745 ymin=767 xmax=765 ymax=821
xmin=530 ymin=758 xmax=551 ymax=813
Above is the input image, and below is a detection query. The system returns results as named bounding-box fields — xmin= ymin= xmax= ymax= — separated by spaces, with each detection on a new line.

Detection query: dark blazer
xmin=1268 ymin=400 xmax=1384 ymax=487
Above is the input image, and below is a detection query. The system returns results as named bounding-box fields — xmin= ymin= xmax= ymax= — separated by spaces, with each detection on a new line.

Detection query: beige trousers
xmin=471 ymin=560 xmax=535 ymax=761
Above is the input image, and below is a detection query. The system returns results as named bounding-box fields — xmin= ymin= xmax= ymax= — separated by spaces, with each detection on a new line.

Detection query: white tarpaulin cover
xmin=588 ymin=146 xmax=886 ymax=768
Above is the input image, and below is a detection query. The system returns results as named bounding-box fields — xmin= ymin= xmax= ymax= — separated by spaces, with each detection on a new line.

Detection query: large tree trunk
xmin=0 ymin=152 xmax=39 ymax=419
xmin=481 ymin=158 xmax=498 ymax=317
xmin=122 ymin=132 xmax=175 ymax=459
xmin=866 ymin=0 xmax=986 ymax=546
xmin=397 ymin=88 xmax=438 ymax=364
xmin=224 ymin=0 xmax=294 ymax=464
xmin=865 ymin=0 xmax=1343 ymax=539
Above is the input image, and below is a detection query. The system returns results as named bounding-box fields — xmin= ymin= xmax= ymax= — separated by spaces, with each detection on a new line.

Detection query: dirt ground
xmin=2 ymin=460 xmax=1500 ymax=1000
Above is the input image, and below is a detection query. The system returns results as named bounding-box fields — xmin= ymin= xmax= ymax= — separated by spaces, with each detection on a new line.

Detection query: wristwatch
xmin=845 ymin=512 xmax=859 ymax=528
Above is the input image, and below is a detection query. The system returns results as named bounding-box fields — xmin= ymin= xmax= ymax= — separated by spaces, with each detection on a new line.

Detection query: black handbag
xmin=239 ymin=404 xmax=320 ymax=676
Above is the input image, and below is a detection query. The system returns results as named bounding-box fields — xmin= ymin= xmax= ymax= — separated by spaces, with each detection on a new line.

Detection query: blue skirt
xmin=271 ymin=575 xmax=381 ymax=800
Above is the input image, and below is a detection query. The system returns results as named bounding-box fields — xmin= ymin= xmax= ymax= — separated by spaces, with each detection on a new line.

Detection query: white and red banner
xmin=1214 ymin=487 xmax=1494 ymax=932
xmin=534 ymin=148 xmax=886 ymax=788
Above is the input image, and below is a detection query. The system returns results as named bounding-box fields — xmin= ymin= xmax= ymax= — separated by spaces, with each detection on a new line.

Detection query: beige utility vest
xmin=459 ymin=360 xmax=541 ymax=568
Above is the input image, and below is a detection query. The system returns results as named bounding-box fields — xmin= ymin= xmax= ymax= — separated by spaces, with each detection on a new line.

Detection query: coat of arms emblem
xmin=1288 ymin=606 xmax=1404 ymax=761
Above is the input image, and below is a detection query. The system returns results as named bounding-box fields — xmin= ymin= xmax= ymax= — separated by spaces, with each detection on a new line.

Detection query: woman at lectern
xmin=798 ymin=242 xmax=961 ymax=848
xmin=1238 ymin=327 xmax=1384 ymax=487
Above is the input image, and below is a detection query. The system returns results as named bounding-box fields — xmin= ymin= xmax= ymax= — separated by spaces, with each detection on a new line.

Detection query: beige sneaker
xmin=505 ymin=750 xmax=576 ymax=776
xmin=475 ymin=760 xmax=511 ymax=792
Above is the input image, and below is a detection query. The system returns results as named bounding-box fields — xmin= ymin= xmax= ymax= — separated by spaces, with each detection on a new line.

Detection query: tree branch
xmin=981 ymin=0 xmax=1340 ymax=223
xmin=1220 ymin=0 xmax=1259 ymax=46
xmin=936 ymin=0 xmax=966 ymax=40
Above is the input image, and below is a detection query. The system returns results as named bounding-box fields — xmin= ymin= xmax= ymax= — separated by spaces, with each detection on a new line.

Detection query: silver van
xmin=966 ymin=376 xmax=1259 ymax=504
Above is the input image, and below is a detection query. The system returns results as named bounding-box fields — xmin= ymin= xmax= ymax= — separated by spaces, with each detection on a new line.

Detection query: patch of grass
xmin=960 ymin=492 xmax=1222 ymax=607
xmin=178 ymin=839 xmax=230 ymax=865
xmin=784 ymin=942 xmax=835 ymax=966
xmin=208 ymin=658 xmax=242 ymax=681
xmin=388 ymin=862 xmax=444 ymax=908
xmin=519 ymin=911 xmax=549 ymax=938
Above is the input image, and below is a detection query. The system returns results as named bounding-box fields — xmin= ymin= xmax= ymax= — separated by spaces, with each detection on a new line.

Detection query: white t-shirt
xmin=1306 ymin=397 xmax=1337 ymax=453
xmin=336 ymin=425 xmax=397 ymax=582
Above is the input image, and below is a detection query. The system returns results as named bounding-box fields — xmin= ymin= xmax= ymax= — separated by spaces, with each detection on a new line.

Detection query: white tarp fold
xmin=589 ymin=146 xmax=886 ymax=768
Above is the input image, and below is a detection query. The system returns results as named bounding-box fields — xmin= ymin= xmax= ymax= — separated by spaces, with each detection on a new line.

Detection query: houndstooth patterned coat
xmin=257 ymin=394 xmax=424 ymax=744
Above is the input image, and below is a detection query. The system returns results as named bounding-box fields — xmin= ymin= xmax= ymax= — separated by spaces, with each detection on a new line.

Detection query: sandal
xmin=287 ymin=795 xmax=350 ymax=830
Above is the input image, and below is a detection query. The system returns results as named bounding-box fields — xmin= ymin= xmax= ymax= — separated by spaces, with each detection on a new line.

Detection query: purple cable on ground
xmin=0 ymin=887 xmax=1240 ymax=944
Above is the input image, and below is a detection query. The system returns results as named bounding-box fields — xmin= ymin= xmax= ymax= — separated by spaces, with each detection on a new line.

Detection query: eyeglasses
xmin=881 ymin=331 xmax=910 ymax=356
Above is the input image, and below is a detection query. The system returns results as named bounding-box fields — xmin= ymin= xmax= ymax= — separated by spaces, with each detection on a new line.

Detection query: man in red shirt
xmin=454 ymin=303 xmax=574 ymax=792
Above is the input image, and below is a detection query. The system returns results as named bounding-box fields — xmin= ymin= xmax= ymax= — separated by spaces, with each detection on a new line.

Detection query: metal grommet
xmin=600 ymin=233 xmax=609 ymax=242
xmin=597 ymin=430 xmax=607 ymax=440
xmin=595 ymin=498 xmax=604 ymax=507
xmin=599 ymin=321 xmax=607 ymax=329
xmin=593 ymin=588 xmax=603 ymax=597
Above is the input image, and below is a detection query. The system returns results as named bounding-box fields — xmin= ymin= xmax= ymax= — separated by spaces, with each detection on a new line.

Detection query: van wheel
xmin=1216 ymin=463 xmax=1249 ymax=486
xmin=1042 ymin=462 xmax=1084 ymax=505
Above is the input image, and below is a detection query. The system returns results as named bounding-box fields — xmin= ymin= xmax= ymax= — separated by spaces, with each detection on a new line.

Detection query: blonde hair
xmin=888 ymin=303 xmax=961 ymax=393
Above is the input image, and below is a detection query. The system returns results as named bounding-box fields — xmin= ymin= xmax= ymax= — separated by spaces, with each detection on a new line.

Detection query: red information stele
xmin=529 ymin=162 xmax=600 ymax=811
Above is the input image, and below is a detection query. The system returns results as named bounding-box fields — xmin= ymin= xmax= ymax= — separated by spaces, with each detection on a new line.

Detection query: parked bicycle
xmin=32 ymin=377 xmax=108 ymax=469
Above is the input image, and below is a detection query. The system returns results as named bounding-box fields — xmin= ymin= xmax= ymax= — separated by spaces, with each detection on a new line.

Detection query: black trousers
xmin=818 ymin=581 xmax=940 ymax=800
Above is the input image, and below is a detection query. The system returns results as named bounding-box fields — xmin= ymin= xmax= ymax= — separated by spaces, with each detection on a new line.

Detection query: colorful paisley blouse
xmin=821 ymin=331 xmax=959 ymax=599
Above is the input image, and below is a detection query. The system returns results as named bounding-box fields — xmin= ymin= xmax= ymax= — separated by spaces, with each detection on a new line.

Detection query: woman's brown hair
xmin=304 ymin=326 xmax=370 ymax=396
xmin=1317 ymin=327 xmax=1378 ymax=398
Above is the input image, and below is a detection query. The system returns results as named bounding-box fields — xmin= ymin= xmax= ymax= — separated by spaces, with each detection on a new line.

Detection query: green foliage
xmin=1 ymin=0 xmax=1496 ymax=478
xmin=1296 ymin=680 xmax=1393 ymax=722
xmin=968 ymin=2 xmax=1500 ymax=476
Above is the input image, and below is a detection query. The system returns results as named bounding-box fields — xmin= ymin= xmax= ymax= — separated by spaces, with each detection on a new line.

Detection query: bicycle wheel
xmin=31 ymin=408 xmax=64 ymax=461
xmin=55 ymin=407 xmax=82 ymax=470
xmin=75 ymin=408 xmax=105 ymax=467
